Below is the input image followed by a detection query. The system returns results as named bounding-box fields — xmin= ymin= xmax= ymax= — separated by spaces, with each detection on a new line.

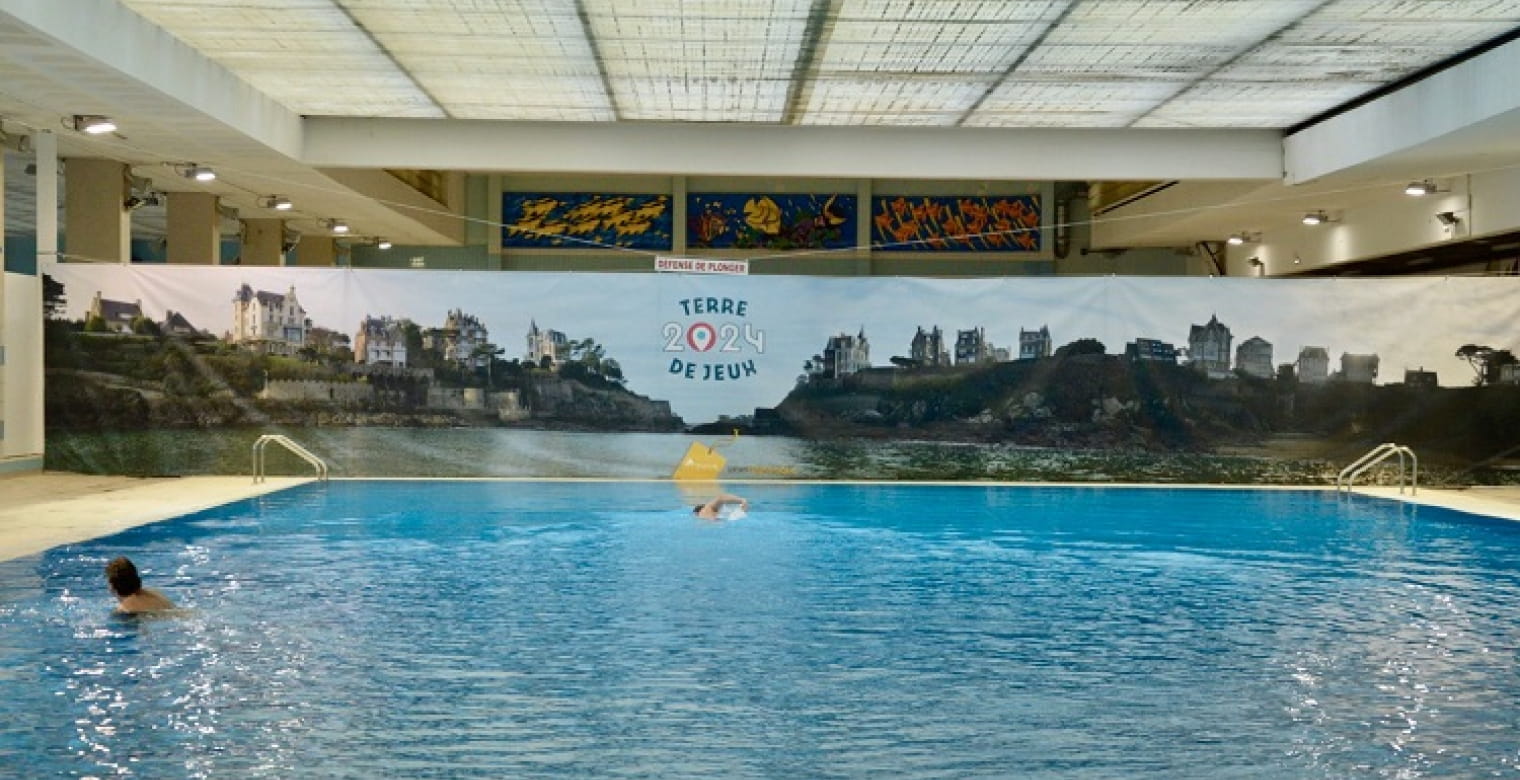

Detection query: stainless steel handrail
xmin=1336 ymin=442 xmax=1417 ymax=495
xmin=252 ymin=434 xmax=329 ymax=483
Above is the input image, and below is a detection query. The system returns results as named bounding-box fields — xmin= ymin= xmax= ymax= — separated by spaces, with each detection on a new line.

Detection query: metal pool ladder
xmin=252 ymin=434 xmax=329 ymax=483
xmin=1336 ymin=442 xmax=1417 ymax=495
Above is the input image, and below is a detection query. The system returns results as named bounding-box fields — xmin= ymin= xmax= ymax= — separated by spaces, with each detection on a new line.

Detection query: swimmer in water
xmin=104 ymin=556 xmax=177 ymax=614
xmin=693 ymin=493 xmax=749 ymax=520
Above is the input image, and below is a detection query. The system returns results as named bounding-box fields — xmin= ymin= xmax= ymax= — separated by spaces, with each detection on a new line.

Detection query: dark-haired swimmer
xmin=693 ymin=493 xmax=748 ymax=520
xmin=104 ymin=556 xmax=176 ymax=614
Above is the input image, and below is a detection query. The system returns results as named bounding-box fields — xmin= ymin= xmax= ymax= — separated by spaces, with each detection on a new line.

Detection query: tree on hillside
xmin=472 ymin=342 xmax=506 ymax=386
xmin=43 ymin=275 xmax=66 ymax=319
xmin=1055 ymin=338 xmax=1106 ymax=358
xmin=1455 ymin=344 xmax=1517 ymax=385
xmin=129 ymin=315 xmax=161 ymax=337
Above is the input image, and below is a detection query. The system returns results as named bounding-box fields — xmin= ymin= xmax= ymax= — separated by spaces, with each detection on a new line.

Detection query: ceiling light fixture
xmin=376 ymin=238 xmax=393 ymax=250
xmin=1404 ymin=180 xmax=1432 ymax=196
xmin=260 ymin=195 xmax=293 ymax=211
xmin=1301 ymin=211 xmax=1328 ymax=226
xmin=1435 ymin=211 xmax=1461 ymax=227
xmin=183 ymin=164 xmax=216 ymax=182
xmin=328 ymin=219 xmax=350 ymax=235
xmin=72 ymin=115 xmax=116 ymax=134
xmin=1226 ymin=231 xmax=1260 ymax=246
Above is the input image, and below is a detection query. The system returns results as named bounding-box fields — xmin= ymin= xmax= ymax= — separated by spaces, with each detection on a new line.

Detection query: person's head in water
xmin=693 ymin=504 xmax=705 ymax=515
xmin=105 ymin=556 xmax=144 ymax=597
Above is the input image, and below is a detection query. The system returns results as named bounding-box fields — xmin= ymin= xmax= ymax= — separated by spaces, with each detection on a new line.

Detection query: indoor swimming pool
xmin=1 ymin=481 xmax=1518 ymax=778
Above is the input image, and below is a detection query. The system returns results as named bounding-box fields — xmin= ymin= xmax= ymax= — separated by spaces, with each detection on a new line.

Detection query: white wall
xmin=1 ymin=272 xmax=43 ymax=471
xmin=1229 ymin=168 xmax=1520 ymax=276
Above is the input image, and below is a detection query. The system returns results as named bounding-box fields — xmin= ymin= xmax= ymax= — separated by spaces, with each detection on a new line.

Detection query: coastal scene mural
xmin=39 ymin=262 xmax=1520 ymax=484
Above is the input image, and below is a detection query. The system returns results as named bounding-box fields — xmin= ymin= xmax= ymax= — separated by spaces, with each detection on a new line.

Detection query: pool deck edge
xmin=0 ymin=474 xmax=311 ymax=562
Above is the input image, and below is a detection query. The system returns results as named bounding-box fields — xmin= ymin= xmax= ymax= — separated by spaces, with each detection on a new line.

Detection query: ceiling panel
xmin=967 ymin=80 xmax=1189 ymax=127
xmin=588 ymin=0 xmax=812 ymax=122
xmin=344 ymin=0 xmax=614 ymax=121
xmin=1136 ymin=83 xmax=1376 ymax=128
xmin=801 ymin=78 xmax=996 ymax=125
xmin=120 ymin=0 xmax=443 ymax=117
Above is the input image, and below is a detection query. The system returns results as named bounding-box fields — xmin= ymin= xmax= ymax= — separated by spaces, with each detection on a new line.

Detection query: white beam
xmin=304 ymin=119 xmax=1283 ymax=181
xmin=0 ymin=0 xmax=303 ymax=158
xmin=1285 ymin=36 xmax=1520 ymax=185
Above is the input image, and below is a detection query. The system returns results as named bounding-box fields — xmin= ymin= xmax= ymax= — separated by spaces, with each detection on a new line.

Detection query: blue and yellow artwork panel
xmin=687 ymin=193 xmax=857 ymax=251
xmin=502 ymin=193 xmax=673 ymax=250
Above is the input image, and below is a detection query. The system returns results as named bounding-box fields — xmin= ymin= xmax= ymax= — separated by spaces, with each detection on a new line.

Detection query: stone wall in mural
xmin=687 ymin=193 xmax=856 ymax=250
xmin=871 ymin=195 xmax=1040 ymax=251
xmin=501 ymin=192 xmax=673 ymax=250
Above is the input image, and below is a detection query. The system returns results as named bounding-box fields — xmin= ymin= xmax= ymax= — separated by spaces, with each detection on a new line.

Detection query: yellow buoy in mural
xmin=671 ymin=430 xmax=739 ymax=481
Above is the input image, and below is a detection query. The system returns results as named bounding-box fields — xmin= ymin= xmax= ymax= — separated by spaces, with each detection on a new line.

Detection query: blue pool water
xmin=2 ymin=482 xmax=1519 ymax=778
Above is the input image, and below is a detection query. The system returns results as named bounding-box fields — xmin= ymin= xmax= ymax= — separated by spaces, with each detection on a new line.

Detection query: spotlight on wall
xmin=259 ymin=195 xmax=293 ymax=211
xmin=375 ymin=238 xmax=393 ymax=250
xmin=182 ymin=164 xmax=216 ymax=182
xmin=327 ymin=219 xmax=350 ymax=235
xmin=1435 ymin=211 xmax=1461 ymax=227
xmin=72 ymin=115 xmax=116 ymax=134
xmin=1404 ymin=180 xmax=1435 ymax=197
xmin=1301 ymin=211 xmax=1328 ymax=226
xmin=123 ymin=192 xmax=162 ymax=211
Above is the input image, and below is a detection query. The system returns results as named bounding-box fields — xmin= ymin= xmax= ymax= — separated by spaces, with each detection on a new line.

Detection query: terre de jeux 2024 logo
xmin=665 ymin=296 xmax=765 ymax=382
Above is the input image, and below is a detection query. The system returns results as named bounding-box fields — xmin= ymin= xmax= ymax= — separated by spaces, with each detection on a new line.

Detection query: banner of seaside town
xmin=38 ymin=261 xmax=1520 ymax=483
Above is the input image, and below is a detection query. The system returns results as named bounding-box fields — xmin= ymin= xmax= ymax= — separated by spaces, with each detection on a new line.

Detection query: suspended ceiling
xmin=114 ymin=0 xmax=1520 ymax=128
xmin=3 ymin=0 xmax=1520 ymax=249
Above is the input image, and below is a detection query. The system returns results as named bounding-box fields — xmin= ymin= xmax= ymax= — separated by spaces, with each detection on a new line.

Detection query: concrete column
xmin=671 ymin=175 xmax=687 ymax=256
xmin=63 ymin=157 xmax=130 ymax=264
xmin=293 ymin=235 xmax=336 ymax=266
xmin=242 ymin=218 xmax=285 ymax=266
xmin=167 ymin=191 xmax=221 ymax=264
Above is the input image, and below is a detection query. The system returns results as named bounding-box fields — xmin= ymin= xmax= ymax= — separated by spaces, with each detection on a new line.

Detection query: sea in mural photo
xmin=38 ymin=261 xmax=1520 ymax=483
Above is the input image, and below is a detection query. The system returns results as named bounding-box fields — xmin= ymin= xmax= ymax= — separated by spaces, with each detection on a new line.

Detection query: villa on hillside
xmin=1297 ymin=346 xmax=1330 ymax=384
xmin=1188 ymin=314 xmax=1232 ymax=378
xmin=810 ymin=328 xmax=870 ymax=379
xmin=1019 ymin=326 xmax=1052 ymax=360
xmin=159 ymin=310 xmax=203 ymax=339
xmin=955 ymin=327 xmax=996 ymax=364
xmin=356 ymin=316 xmax=408 ymax=366
xmin=1126 ymin=337 xmax=1179 ymax=362
xmin=231 ymin=283 xmax=309 ymax=356
xmin=527 ymin=319 xmax=568 ymax=367
xmin=424 ymin=309 xmax=491 ymax=368
xmin=87 ymin=291 xmax=143 ymax=333
xmin=1338 ymin=353 xmax=1380 ymax=384
xmin=909 ymin=326 xmax=950 ymax=366
xmin=1235 ymin=336 xmax=1273 ymax=379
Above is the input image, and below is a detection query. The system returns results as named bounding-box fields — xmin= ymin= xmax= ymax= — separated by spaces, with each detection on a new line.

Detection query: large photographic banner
xmin=39 ymin=261 xmax=1520 ymax=483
